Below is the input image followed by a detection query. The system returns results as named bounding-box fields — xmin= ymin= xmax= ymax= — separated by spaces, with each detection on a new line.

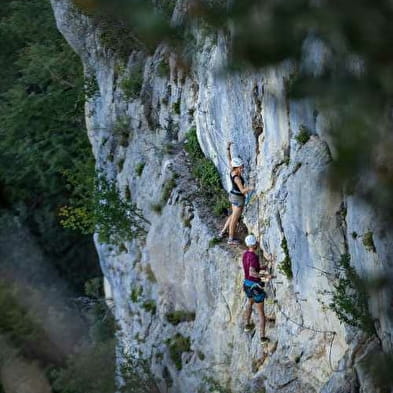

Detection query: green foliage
xmin=50 ymin=340 xmax=116 ymax=393
xmin=329 ymin=254 xmax=375 ymax=335
xmin=135 ymin=162 xmax=145 ymax=176
xmin=202 ymin=376 xmax=232 ymax=393
xmin=84 ymin=277 xmax=103 ymax=299
xmin=0 ymin=280 xmax=49 ymax=359
xmin=165 ymin=310 xmax=196 ymax=325
xmin=161 ymin=177 xmax=177 ymax=202
xmin=278 ymin=237 xmax=293 ymax=279
xmin=117 ymin=158 xmax=125 ymax=172
xmin=197 ymin=351 xmax=205 ymax=361
xmin=87 ymin=301 xmax=116 ymax=344
xmin=295 ymin=125 xmax=311 ymax=145
xmin=172 ymin=100 xmax=181 ymax=114
xmin=48 ymin=276 xmax=117 ymax=393
xmin=142 ymin=300 xmax=157 ymax=315
xmin=121 ymin=67 xmax=143 ymax=100
xmin=59 ymin=173 xmax=148 ymax=245
xmin=163 ymin=142 xmax=176 ymax=155
xmin=209 ymin=237 xmax=221 ymax=248
xmin=113 ymin=117 xmax=132 ymax=147
xmin=212 ymin=193 xmax=230 ymax=216
xmin=130 ymin=285 xmax=143 ymax=303
xmin=144 ymin=264 xmax=157 ymax=283
xmin=84 ymin=75 xmax=100 ymax=100
xmin=119 ymin=353 xmax=159 ymax=393
xmin=159 ymin=0 xmax=177 ymax=19
xmin=184 ymin=127 xmax=229 ymax=216
xmin=183 ymin=217 xmax=192 ymax=228
xmin=157 ymin=59 xmax=170 ymax=77
xmin=0 ymin=0 xmax=99 ymax=294
xmin=166 ymin=333 xmax=191 ymax=370
xmin=362 ymin=231 xmax=376 ymax=253
xmin=151 ymin=202 xmax=163 ymax=214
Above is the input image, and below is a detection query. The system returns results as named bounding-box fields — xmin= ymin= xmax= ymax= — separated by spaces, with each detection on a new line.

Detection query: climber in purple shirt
xmin=242 ymin=234 xmax=272 ymax=342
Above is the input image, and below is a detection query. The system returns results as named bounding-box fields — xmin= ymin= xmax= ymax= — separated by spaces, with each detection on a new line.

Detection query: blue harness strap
xmin=243 ymin=279 xmax=266 ymax=303
xmin=245 ymin=190 xmax=255 ymax=205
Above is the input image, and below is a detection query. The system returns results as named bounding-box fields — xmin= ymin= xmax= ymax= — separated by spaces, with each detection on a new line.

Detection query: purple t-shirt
xmin=242 ymin=250 xmax=262 ymax=283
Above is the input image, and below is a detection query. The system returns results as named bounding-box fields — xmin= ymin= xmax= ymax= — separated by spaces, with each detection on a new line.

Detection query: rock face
xmin=50 ymin=1 xmax=393 ymax=392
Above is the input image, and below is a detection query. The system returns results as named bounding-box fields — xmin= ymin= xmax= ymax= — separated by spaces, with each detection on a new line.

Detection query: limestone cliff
xmin=50 ymin=1 xmax=393 ymax=392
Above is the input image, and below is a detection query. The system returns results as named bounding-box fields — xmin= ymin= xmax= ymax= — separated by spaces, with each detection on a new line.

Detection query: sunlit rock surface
xmin=50 ymin=1 xmax=393 ymax=391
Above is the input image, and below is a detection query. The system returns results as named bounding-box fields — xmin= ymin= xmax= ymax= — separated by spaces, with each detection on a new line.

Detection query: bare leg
xmin=229 ymin=205 xmax=243 ymax=239
xmin=220 ymin=211 xmax=233 ymax=235
xmin=244 ymin=298 xmax=254 ymax=325
xmin=255 ymin=301 xmax=266 ymax=338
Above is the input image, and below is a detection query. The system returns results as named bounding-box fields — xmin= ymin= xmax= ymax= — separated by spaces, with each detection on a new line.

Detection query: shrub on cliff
xmin=329 ymin=254 xmax=375 ymax=335
xmin=59 ymin=169 xmax=149 ymax=245
xmin=184 ymin=127 xmax=229 ymax=216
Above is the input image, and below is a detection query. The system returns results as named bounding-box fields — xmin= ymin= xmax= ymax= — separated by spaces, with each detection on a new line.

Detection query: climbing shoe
xmin=260 ymin=336 xmax=270 ymax=343
xmin=227 ymin=238 xmax=240 ymax=245
xmin=217 ymin=231 xmax=226 ymax=240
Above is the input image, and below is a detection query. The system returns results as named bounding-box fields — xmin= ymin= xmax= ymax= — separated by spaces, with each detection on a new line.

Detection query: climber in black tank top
xmin=218 ymin=141 xmax=253 ymax=245
xmin=230 ymin=172 xmax=245 ymax=195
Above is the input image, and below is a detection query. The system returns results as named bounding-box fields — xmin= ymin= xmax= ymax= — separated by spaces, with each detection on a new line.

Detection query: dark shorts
xmin=243 ymin=279 xmax=266 ymax=303
xmin=229 ymin=193 xmax=245 ymax=207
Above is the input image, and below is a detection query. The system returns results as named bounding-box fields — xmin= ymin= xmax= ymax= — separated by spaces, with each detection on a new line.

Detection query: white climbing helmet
xmin=245 ymin=234 xmax=257 ymax=247
xmin=231 ymin=157 xmax=244 ymax=168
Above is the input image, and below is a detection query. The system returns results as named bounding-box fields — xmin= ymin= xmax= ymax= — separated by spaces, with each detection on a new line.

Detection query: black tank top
xmin=230 ymin=172 xmax=244 ymax=195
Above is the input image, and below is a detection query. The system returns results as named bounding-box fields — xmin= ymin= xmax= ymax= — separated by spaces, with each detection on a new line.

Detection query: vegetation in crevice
xmin=135 ymin=162 xmax=145 ymax=177
xmin=362 ymin=231 xmax=376 ymax=253
xmin=161 ymin=176 xmax=177 ymax=203
xmin=278 ymin=237 xmax=293 ymax=279
xmin=150 ymin=202 xmax=163 ymax=214
xmin=209 ymin=237 xmax=221 ymax=248
xmin=113 ymin=117 xmax=132 ymax=148
xmin=157 ymin=59 xmax=170 ymax=77
xmin=172 ymin=100 xmax=181 ymax=115
xmin=202 ymin=376 xmax=233 ymax=393
xmin=294 ymin=125 xmax=311 ymax=145
xmin=142 ymin=300 xmax=157 ymax=315
xmin=119 ymin=352 xmax=159 ymax=393
xmin=84 ymin=75 xmax=100 ymax=101
xmin=329 ymin=254 xmax=375 ymax=335
xmin=184 ymin=127 xmax=229 ymax=216
xmin=130 ymin=285 xmax=143 ymax=303
xmin=150 ymin=175 xmax=177 ymax=214
xmin=165 ymin=310 xmax=196 ymax=325
xmin=144 ymin=264 xmax=157 ymax=283
xmin=120 ymin=66 xmax=144 ymax=100
xmin=166 ymin=333 xmax=191 ymax=371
